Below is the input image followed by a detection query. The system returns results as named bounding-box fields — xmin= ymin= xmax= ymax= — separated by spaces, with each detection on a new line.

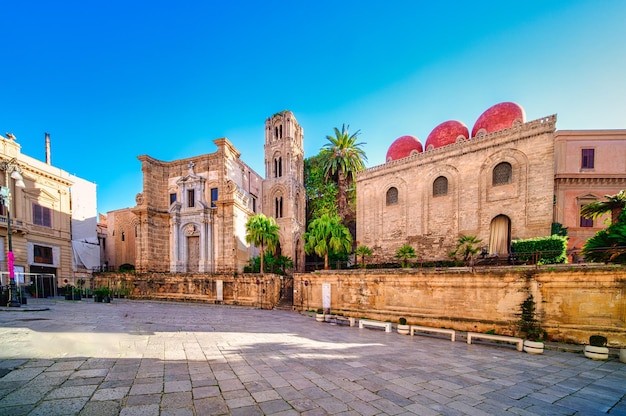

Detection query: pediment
xmin=176 ymin=174 xmax=206 ymax=186
xmin=22 ymin=188 xmax=58 ymax=202
xmin=577 ymin=193 xmax=598 ymax=202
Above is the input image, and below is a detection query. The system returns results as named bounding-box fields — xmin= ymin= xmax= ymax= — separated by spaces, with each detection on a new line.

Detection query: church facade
xmin=105 ymin=111 xmax=305 ymax=274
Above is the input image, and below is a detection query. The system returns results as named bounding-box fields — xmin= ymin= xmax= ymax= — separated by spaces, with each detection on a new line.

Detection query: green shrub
xmin=512 ymin=235 xmax=568 ymax=265
xmin=399 ymin=317 xmax=407 ymax=325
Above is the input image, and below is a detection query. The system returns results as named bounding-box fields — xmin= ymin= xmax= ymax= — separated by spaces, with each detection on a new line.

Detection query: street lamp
xmin=0 ymin=158 xmax=25 ymax=307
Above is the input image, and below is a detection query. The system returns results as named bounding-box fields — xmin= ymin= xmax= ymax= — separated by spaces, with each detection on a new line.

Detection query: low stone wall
xmin=93 ymin=273 xmax=281 ymax=309
xmin=294 ymin=266 xmax=626 ymax=347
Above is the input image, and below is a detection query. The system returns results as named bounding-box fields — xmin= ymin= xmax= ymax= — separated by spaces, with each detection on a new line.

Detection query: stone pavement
xmin=0 ymin=299 xmax=624 ymax=416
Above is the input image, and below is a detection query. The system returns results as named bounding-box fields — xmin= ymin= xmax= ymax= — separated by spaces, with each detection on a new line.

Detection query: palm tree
xmin=320 ymin=124 xmax=367 ymax=222
xmin=449 ymin=234 xmax=483 ymax=263
xmin=581 ymin=209 xmax=626 ymax=264
xmin=245 ymin=214 xmax=280 ymax=274
xmin=580 ymin=190 xmax=626 ymax=225
xmin=395 ymin=244 xmax=417 ymax=268
xmin=355 ymin=245 xmax=373 ymax=268
xmin=304 ymin=214 xmax=352 ymax=270
xmin=276 ymin=255 xmax=294 ymax=275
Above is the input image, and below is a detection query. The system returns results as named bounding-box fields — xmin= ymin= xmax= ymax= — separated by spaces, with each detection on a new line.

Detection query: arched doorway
xmin=488 ymin=215 xmax=511 ymax=256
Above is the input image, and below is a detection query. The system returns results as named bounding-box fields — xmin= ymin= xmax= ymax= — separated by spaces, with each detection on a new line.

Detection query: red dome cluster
xmin=424 ymin=120 xmax=469 ymax=151
xmin=386 ymin=135 xmax=423 ymax=162
xmin=471 ymin=102 xmax=526 ymax=137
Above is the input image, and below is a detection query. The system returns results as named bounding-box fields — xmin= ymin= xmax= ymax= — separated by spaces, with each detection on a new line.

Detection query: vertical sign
xmin=216 ymin=280 xmax=223 ymax=301
xmin=322 ymin=283 xmax=331 ymax=312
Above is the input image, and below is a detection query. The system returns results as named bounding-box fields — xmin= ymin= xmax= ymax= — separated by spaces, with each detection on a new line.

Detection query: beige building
xmin=554 ymin=129 xmax=626 ymax=256
xmin=0 ymin=133 xmax=98 ymax=295
xmin=107 ymin=111 xmax=306 ymax=274
xmin=356 ymin=102 xmax=626 ymax=263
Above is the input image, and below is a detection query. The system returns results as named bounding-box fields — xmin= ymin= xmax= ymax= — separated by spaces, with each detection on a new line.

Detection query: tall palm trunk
xmin=337 ymin=170 xmax=348 ymax=221
xmin=612 ymin=208 xmax=623 ymax=225
xmin=260 ymin=243 xmax=265 ymax=274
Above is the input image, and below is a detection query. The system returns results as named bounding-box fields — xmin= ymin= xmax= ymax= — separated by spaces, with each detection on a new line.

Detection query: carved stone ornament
xmin=184 ymin=224 xmax=198 ymax=236
xmin=136 ymin=193 xmax=144 ymax=205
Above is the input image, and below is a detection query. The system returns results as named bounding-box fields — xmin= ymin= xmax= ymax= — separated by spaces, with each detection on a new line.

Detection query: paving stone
xmin=45 ymin=384 xmax=98 ymax=399
xmin=0 ymin=299 xmax=624 ymax=415
xmin=119 ymin=403 xmax=160 ymax=416
xmin=79 ymin=400 xmax=122 ymax=416
xmin=28 ymin=397 xmax=88 ymax=416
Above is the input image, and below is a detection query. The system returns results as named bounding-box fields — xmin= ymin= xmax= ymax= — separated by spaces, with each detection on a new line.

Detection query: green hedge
xmin=512 ymin=235 xmax=568 ymax=265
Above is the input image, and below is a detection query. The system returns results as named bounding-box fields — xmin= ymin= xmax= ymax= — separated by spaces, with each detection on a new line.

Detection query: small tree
xmin=355 ymin=245 xmax=373 ymax=268
xmin=276 ymin=255 xmax=294 ymax=275
xmin=517 ymin=294 xmax=543 ymax=341
xmin=304 ymin=214 xmax=352 ymax=270
xmin=449 ymin=234 xmax=483 ymax=264
xmin=395 ymin=244 xmax=417 ymax=268
xmin=245 ymin=214 xmax=280 ymax=274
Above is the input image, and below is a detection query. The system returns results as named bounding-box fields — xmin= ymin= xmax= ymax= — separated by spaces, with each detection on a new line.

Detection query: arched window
xmin=386 ymin=187 xmax=398 ymax=205
xmin=433 ymin=176 xmax=448 ymax=197
xmin=493 ymin=162 xmax=512 ymax=186
xmin=275 ymin=197 xmax=283 ymax=218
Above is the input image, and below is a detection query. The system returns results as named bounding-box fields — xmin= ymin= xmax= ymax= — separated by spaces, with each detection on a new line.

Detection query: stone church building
xmin=103 ymin=111 xmax=305 ymax=273
xmin=356 ymin=102 xmax=626 ymax=262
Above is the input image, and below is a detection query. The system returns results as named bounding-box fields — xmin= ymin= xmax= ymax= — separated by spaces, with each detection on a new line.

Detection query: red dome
xmin=386 ymin=135 xmax=423 ymax=162
xmin=424 ymin=120 xmax=469 ymax=150
xmin=471 ymin=102 xmax=526 ymax=137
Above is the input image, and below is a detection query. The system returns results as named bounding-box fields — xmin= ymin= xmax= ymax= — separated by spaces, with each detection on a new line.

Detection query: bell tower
xmin=262 ymin=111 xmax=305 ymax=272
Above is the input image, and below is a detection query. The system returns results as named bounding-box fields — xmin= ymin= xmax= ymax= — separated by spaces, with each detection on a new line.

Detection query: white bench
xmin=467 ymin=332 xmax=523 ymax=351
xmin=359 ymin=319 xmax=392 ymax=332
xmin=410 ymin=325 xmax=455 ymax=342
xmin=333 ymin=316 xmax=356 ymax=327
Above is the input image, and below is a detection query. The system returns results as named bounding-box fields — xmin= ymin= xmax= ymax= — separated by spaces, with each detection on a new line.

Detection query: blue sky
xmin=1 ymin=1 xmax=625 ymax=215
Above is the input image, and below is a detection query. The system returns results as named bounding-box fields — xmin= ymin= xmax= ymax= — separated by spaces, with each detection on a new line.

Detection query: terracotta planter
xmin=523 ymin=340 xmax=544 ymax=354
xmin=584 ymin=345 xmax=609 ymax=360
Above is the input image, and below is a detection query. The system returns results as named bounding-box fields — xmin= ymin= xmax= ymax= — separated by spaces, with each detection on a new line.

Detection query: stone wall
xmin=293 ymin=266 xmax=626 ymax=347
xmin=93 ymin=273 xmax=281 ymax=309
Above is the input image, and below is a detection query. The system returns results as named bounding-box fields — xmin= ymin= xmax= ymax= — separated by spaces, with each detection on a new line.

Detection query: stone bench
xmin=410 ymin=325 xmax=455 ymax=341
xmin=358 ymin=319 xmax=392 ymax=332
xmin=330 ymin=316 xmax=356 ymax=327
xmin=467 ymin=332 xmax=523 ymax=351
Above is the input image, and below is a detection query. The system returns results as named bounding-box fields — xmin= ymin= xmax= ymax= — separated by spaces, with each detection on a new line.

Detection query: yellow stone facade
xmin=0 ymin=134 xmax=80 ymax=288
xmin=356 ymin=115 xmax=557 ymax=262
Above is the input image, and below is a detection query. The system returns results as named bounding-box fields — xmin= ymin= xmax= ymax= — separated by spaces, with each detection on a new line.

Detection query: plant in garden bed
xmin=517 ymin=294 xmax=545 ymax=354
xmin=397 ymin=317 xmax=410 ymax=335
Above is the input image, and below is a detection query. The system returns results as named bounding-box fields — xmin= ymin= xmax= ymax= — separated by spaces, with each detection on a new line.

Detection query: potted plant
xmin=94 ymin=287 xmax=111 ymax=303
xmin=397 ymin=317 xmax=410 ymax=335
xmin=584 ymin=335 xmax=609 ymax=360
xmin=517 ymin=294 xmax=544 ymax=354
xmin=315 ymin=308 xmax=325 ymax=322
xmin=64 ymin=285 xmax=81 ymax=301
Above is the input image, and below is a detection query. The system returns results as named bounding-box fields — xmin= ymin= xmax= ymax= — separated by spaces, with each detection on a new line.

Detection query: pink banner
xmin=7 ymin=251 xmax=14 ymax=280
